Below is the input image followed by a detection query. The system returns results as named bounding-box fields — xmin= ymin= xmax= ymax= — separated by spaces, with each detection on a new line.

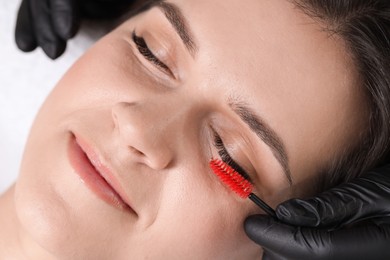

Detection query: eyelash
xmin=212 ymin=129 xmax=253 ymax=183
xmin=131 ymin=30 xmax=172 ymax=75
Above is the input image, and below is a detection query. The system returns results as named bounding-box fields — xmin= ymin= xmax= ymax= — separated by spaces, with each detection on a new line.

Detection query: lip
xmin=67 ymin=133 xmax=136 ymax=214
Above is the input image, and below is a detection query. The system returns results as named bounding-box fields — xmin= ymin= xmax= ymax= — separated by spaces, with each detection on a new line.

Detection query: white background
xmin=0 ymin=0 xmax=110 ymax=193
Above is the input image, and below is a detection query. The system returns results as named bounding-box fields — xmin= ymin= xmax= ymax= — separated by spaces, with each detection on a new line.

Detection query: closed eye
xmin=132 ymin=30 xmax=173 ymax=76
xmin=211 ymin=129 xmax=253 ymax=183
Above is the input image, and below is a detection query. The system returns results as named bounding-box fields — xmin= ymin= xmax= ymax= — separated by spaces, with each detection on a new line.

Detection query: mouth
xmin=67 ymin=133 xmax=136 ymax=215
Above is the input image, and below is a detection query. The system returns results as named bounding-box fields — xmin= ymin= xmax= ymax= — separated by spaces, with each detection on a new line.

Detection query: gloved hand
xmin=15 ymin=0 xmax=135 ymax=59
xmin=244 ymin=164 xmax=390 ymax=260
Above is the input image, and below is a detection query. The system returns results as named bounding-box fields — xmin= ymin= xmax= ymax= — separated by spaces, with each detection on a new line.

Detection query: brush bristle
xmin=209 ymin=158 xmax=252 ymax=198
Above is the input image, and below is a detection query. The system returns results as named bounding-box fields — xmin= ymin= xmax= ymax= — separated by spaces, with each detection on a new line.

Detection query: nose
xmin=111 ymin=101 xmax=178 ymax=170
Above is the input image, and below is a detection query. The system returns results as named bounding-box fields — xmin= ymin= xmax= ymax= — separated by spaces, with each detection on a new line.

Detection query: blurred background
xmin=0 ymin=0 xmax=109 ymax=193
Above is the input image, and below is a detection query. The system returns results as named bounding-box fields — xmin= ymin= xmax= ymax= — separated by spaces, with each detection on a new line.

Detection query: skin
xmin=0 ymin=0 xmax=368 ymax=259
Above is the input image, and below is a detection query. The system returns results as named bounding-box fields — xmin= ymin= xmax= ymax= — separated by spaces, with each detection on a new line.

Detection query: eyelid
xmin=211 ymin=127 xmax=254 ymax=183
xmin=131 ymin=30 xmax=175 ymax=78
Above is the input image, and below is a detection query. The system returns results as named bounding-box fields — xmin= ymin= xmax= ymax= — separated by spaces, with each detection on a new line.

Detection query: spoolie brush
xmin=209 ymin=158 xmax=276 ymax=217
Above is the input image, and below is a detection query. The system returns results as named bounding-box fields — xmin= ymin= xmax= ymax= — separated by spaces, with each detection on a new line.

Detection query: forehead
xmin=173 ymin=0 xmax=342 ymax=80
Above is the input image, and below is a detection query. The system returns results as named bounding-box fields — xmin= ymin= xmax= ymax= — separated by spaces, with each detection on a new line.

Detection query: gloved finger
xmin=30 ymin=0 xmax=66 ymax=59
xmin=245 ymin=215 xmax=390 ymax=260
xmin=51 ymin=0 xmax=80 ymax=39
xmin=245 ymin=215 xmax=318 ymax=260
xmin=15 ymin=0 xmax=37 ymax=52
xmin=276 ymin=164 xmax=390 ymax=227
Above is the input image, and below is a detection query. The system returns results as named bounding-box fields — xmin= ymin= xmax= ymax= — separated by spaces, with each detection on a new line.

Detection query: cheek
xmin=47 ymin=35 xmax=138 ymax=116
xmin=48 ymin=46 xmax=117 ymax=111
xmin=143 ymin=167 xmax=261 ymax=258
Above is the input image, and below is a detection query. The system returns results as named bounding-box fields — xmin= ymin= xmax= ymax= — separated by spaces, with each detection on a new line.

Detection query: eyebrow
xmin=229 ymin=99 xmax=293 ymax=185
xmin=156 ymin=1 xmax=198 ymax=56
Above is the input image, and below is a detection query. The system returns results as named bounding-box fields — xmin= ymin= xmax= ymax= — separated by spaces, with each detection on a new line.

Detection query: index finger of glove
xmin=51 ymin=0 xmax=80 ymax=39
xmin=276 ymin=167 xmax=390 ymax=227
xmin=244 ymin=215 xmax=329 ymax=259
xmin=15 ymin=0 xmax=37 ymax=52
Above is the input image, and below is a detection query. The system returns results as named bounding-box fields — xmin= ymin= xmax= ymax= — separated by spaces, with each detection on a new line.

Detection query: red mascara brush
xmin=209 ymin=158 xmax=276 ymax=217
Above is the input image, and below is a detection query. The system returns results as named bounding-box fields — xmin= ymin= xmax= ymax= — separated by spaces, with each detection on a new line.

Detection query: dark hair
xmin=290 ymin=0 xmax=390 ymax=192
xmin=116 ymin=0 xmax=162 ymax=25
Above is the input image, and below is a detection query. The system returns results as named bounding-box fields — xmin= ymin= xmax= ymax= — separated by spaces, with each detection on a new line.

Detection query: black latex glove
xmin=245 ymin=164 xmax=390 ymax=260
xmin=15 ymin=0 xmax=135 ymax=59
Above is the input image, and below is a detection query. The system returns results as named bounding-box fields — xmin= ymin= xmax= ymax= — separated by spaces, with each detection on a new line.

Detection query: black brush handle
xmin=248 ymin=193 xmax=276 ymax=218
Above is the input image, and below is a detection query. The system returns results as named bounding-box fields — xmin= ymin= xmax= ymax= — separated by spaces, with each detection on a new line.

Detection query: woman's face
xmin=15 ymin=0 xmax=367 ymax=259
